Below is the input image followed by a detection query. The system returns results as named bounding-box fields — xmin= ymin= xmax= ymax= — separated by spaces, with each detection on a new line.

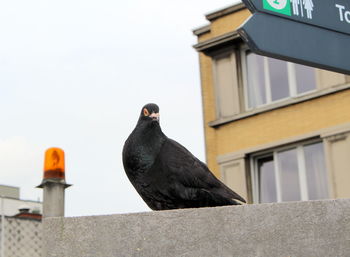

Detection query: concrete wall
xmin=44 ymin=199 xmax=350 ymax=257
xmin=1 ymin=217 xmax=42 ymax=257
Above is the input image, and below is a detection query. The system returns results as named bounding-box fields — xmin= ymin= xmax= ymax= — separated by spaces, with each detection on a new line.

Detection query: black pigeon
xmin=122 ymin=103 xmax=246 ymax=210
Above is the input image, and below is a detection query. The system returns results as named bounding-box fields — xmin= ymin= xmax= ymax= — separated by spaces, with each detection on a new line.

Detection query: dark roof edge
xmin=193 ymin=31 xmax=241 ymax=52
xmin=193 ymin=25 xmax=211 ymax=36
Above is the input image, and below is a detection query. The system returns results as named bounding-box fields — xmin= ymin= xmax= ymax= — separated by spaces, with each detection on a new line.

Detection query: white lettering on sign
xmin=335 ymin=4 xmax=350 ymax=23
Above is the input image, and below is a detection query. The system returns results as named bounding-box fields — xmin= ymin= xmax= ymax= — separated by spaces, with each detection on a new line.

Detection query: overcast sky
xmin=0 ymin=0 xmax=241 ymax=216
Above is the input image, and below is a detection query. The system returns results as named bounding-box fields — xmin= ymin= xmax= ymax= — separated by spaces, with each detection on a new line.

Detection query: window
xmin=212 ymin=50 xmax=240 ymax=118
xmin=252 ymin=141 xmax=329 ymax=203
xmin=243 ymin=51 xmax=317 ymax=109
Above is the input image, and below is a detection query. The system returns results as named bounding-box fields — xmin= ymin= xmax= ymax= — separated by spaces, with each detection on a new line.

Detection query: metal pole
xmin=1 ymin=196 xmax=5 ymax=257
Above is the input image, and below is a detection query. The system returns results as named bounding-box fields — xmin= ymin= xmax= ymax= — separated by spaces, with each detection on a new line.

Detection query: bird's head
xmin=139 ymin=103 xmax=160 ymax=123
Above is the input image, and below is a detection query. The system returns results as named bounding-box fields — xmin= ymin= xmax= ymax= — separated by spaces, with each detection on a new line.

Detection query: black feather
xmin=122 ymin=103 xmax=246 ymax=210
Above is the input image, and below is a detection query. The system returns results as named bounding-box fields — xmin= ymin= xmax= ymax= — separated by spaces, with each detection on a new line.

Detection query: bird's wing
xmin=155 ymin=138 xmax=246 ymax=203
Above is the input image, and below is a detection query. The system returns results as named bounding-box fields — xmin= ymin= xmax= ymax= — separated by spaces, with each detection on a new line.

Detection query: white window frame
xmin=241 ymin=48 xmax=317 ymax=111
xmin=250 ymin=139 xmax=327 ymax=204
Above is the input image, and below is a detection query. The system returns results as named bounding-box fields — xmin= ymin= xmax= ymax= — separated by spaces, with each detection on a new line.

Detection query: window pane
xmin=268 ymin=58 xmax=290 ymax=101
xmin=278 ymin=148 xmax=301 ymax=201
xmin=295 ymin=64 xmax=316 ymax=94
xmin=257 ymin=156 xmax=277 ymax=203
xmin=246 ymin=52 xmax=266 ymax=108
xmin=304 ymin=142 xmax=329 ymax=200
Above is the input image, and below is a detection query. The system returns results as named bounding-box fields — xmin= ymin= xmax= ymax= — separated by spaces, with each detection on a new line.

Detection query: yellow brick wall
xmin=197 ymin=9 xmax=251 ymax=43
xmin=215 ymin=89 xmax=350 ymax=159
xmin=204 ymin=90 xmax=350 ymax=177
xmin=198 ymin=52 xmax=218 ymax=172
xmin=197 ymin=31 xmax=212 ymax=43
xmin=210 ymin=9 xmax=251 ymax=38
xmin=197 ymin=8 xmax=252 ymax=176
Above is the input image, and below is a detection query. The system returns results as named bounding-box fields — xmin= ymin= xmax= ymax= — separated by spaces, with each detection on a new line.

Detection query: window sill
xmin=209 ymin=83 xmax=350 ymax=128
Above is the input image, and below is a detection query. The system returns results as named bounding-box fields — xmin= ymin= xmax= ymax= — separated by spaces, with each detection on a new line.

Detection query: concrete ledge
xmin=44 ymin=199 xmax=350 ymax=257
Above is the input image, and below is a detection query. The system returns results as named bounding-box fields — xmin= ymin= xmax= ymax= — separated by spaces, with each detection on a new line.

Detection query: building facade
xmin=0 ymin=185 xmax=42 ymax=257
xmin=0 ymin=185 xmax=42 ymax=216
xmin=193 ymin=3 xmax=350 ymax=204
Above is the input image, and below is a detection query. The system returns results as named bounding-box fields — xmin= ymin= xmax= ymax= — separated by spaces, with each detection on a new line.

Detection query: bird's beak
xmin=150 ymin=112 xmax=160 ymax=122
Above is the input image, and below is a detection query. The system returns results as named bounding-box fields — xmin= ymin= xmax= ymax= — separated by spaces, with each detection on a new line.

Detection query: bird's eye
xmin=143 ymin=108 xmax=149 ymax=116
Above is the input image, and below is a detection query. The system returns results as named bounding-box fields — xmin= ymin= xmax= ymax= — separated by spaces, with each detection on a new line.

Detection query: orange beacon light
xmin=43 ymin=147 xmax=65 ymax=180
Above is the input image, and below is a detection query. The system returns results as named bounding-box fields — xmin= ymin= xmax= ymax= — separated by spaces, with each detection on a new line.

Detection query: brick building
xmin=193 ymin=3 xmax=350 ymax=204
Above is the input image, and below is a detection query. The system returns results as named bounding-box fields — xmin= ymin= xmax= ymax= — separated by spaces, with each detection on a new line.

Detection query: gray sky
xmin=0 ymin=0 xmax=240 ymax=216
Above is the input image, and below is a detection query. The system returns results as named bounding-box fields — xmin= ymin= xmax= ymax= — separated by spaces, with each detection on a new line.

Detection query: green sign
xmin=263 ymin=0 xmax=291 ymax=16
